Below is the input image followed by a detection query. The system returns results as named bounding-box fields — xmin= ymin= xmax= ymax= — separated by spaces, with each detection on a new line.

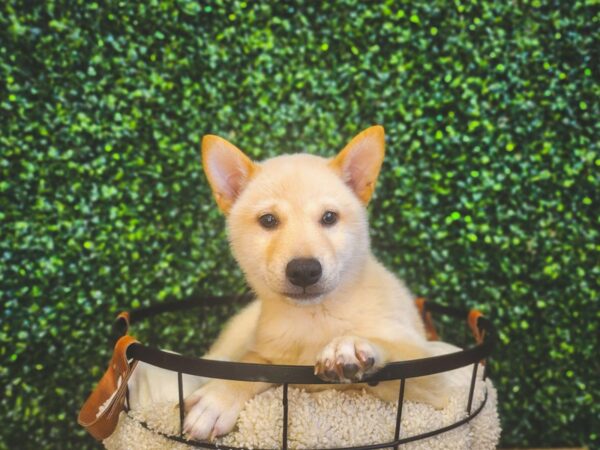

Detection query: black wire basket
xmin=94 ymin=293 xmax=496 ymax=450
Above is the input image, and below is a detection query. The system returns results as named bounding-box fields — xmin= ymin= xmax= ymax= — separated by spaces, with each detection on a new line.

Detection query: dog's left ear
xmin=330 ymin=125 xmax=385 ymax=204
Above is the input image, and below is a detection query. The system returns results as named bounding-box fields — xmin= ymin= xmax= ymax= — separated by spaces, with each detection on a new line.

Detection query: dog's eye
xmin=259 ymin=213 xmax=279 ymax=229
xmin=321 ymin=211 xmax=338 ymax=226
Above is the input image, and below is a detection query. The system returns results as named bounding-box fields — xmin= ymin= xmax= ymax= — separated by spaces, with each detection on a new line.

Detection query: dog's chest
xmin=255 ymin=308 xmax=351 ymax=365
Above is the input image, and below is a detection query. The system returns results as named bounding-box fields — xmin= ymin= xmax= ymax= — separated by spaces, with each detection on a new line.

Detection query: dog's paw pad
xmin=340 ymin=362 xmax=360 ymax=379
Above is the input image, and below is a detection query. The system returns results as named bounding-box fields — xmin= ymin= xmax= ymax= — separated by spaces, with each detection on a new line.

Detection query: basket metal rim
xmin=117 ymin=294 xmax=495 ymax=383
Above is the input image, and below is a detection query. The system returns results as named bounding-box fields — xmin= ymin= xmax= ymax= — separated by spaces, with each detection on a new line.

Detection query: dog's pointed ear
xmin=330 ymin=125 xmax=385 ymax=204
xmin=202 ymin=135 xmax=256 ymax=213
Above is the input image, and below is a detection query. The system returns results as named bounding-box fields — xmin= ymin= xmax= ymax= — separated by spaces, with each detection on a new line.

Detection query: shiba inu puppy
xmin=184 ymin=126 xmax=449 ymax=440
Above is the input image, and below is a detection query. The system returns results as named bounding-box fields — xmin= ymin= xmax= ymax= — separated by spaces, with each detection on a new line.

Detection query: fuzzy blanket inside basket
xmin=104 ymin=343 xmax=501 ymax=450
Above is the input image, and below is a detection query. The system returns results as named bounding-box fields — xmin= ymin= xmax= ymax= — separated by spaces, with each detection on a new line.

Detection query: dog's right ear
xmin=202 ymin=135 xmax=256 ymax=213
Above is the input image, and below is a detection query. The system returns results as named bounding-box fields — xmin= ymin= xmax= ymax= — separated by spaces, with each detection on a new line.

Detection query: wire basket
xmin=79 ymin=293 xmax=496 ymax=450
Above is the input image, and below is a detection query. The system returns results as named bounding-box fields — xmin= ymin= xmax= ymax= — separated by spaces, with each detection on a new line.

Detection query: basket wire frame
xmin=115 ymin=293 xmax=495 ymax=450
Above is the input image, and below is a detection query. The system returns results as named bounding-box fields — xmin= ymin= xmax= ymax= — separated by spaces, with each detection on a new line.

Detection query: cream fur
xmin=185 ymin=126 xmax=451 ymax=440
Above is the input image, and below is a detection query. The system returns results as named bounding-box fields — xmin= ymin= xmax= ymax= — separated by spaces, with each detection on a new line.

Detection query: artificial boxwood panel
xmin=0 ymin=1 xmax=597 ymax=448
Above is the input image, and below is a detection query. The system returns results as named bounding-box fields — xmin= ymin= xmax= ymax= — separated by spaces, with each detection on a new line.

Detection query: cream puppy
xmin=184 ymin=126 xmax=449 ymax=440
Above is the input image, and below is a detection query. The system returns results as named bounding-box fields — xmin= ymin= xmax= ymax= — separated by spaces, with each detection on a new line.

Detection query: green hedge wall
xmin=1 ymin=1 xmax=597 ymax=448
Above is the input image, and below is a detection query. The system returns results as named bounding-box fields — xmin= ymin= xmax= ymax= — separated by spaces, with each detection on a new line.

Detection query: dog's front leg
xmin=315 ymin=335 xmax=450 ymax=409
xmin=183 ymin=378 xmax=269 ymax=440
xmin=183 ymin=351 xmax=271 ymax=440
xmin=204 ymin=300 xmax=261 ymax=361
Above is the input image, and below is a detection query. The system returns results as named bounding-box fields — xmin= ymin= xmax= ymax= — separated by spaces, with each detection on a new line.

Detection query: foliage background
xmin=1 ymin=0 xmax=597 ymax=448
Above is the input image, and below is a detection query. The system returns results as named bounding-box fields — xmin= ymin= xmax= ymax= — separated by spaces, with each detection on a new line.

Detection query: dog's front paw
xmin=315 ymin=336 xmax=383 ymax=383
xmin=183 ymin=380 xmax=244 ymax=441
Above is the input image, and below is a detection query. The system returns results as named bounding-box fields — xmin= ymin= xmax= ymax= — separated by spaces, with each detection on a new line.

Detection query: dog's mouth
xmin=282 ymin=290 xmax=324 ymax=301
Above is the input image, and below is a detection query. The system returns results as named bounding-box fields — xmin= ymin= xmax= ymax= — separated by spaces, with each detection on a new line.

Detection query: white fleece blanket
xmin=104 ymin=347 xmax=500 ymax=449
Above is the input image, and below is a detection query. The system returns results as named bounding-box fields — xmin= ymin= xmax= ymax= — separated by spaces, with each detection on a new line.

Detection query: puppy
xmin=184 ymin=126 xmax=449 ymax=440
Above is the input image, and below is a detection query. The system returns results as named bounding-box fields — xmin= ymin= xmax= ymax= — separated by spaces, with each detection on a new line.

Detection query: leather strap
xmin=78 ymin=335 xmax=139 ymax=440
xmin=415 ymin=297 xmax=439 ymax=341
xmin=468 ymin=310 xmax=484 ymax=344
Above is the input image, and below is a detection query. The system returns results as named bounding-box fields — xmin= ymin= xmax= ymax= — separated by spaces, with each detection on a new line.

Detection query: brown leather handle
xmin=78 ymin=335 xmax=139 ymax=440
xmin=468 ymin=310 xmax=485 ymax=344
xmin=416 ymin=299 xmax=486 ymax=345
xmin=113 ymin=311 xmax=130 ymax=338
xmin=415 ymin=297 xmax=439 ymax=341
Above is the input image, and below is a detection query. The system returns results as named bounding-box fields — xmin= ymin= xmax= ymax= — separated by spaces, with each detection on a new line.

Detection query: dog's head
xmin=202 ymin=126 xmax=385 ymax=305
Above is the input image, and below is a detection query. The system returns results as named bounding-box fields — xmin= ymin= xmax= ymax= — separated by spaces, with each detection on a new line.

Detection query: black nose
xmin=286 ymin=258 xmax=322 ymax=287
